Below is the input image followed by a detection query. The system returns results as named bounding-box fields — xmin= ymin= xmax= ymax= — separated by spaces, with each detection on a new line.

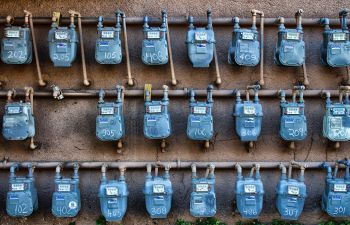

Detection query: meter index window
xmin=147 ymin=31 xmax=160 ymax=39
xmin=6 ymin=30 xmax=20 ymax=38
xmin=195 ymin=183 xmax=209 ymax=192
xmin=287 ymin=186 xmax=300 ymax=195
xmin=195 ymin=31 xmax=208 ymax=41
xmin=244 ymin=184 xmax=256 ymax=193
xmin=333 ymin=33 xmax=347 ymax=41
xmin=55 ymin=31 xmax=69 ymax=40
xmin=241 ymin=32 xmax=255 ymax=40
xmin=153 ymin=184 xmax=165 ymax=194
xmin=7 ymin=106 xmax=21 ymax=114
xmin=101 ymin=107 xmax=115 ymax=115
xmin=243 ymin=106 xmax=256 ymax=115
xmin=106 ymin=186 xmax=119 ymax=196
xmin=147 ymin=105 xmax=162 ymax=113
xmin=286 ymin=107 xmax=300 ymax=115
xmin=286 ymin=32 xmax=300 ymax=40
xmin=334 ymin=183 xmax=347 ymax=192
xmin=193 ymin=106 xmax=207 ymax=115
xmin=101 ymin=30 xmax=115 ymax=39
xmin=11 ymin=183 xmax=25 ymax=191
xmin=57 ymin=184 xmax=71 ymax=192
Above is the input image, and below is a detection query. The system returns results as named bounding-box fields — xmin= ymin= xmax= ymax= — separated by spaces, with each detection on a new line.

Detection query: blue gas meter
xmin=99 ymin=164 xmax=128 ymax=222
xmin=6 ymin=163 xmax=38 ymax=217
xmin=52 ymin=163 xmax=81 ymax=217
xmin=320 ymin=9 xmax=350 ymax=67
xmin=228 ymin=12 xmax=260 ymax=66
xmin=187 ymin=85 xmax=214 ymax=149
xmin=279 ymin=86 xmax=307 ymax=144
xmin=3 ymin=88 xmax=35 ymax=143
xmin=234 ymin=85 xmax=263 ymax=148
xmin=190 ymin=164 xmax=216 ymax=217
xmin=96 ymin=86 xmax=125 ymax=150
xmin=323 ymin=89 xmax=350 ymax=142
xmin=48 ymin=12 xmax=78 ymax=67
xmin=142 ymin=11 xmax=168 ymax=65
xmin=274 ymin=10 xmax=305 ymax=67
xmin=276 ymin=162 xmax=307 ymax=220
xmin=1 ymin=14 xmax=32 ymax=64
xmin=144 ymin=164 xmax=173 ymax=219
xmin=144 ymin=85 xmax=171 ymax=143
xmin=322 ymin=160 xmax=350 ymax=217
xmin=186 ymin=10 xmax=215 ymax=68
xmin=235 ymin=163 xmax=264 ymax=219
xmin=95 ymin=11 xmax=122 ymax=64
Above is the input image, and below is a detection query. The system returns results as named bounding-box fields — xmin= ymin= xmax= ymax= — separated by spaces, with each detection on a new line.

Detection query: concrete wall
xmin=0 ymin=0 xmax=349 ymax=224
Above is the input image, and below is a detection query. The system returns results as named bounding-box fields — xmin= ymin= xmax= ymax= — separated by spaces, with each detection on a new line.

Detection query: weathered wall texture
xmin=0 ymin=0 xmax=349 ymax=225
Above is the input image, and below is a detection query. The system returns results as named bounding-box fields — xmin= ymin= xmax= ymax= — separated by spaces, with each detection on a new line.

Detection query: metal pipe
xmin=121 ymin=12 xmax=134 ymax=86
xmin=0 ymin=89 xmax=341 ymax=98
xmin=163 ymin=10 xmax=177 ymax=86
xmin=0 ymin=16 xmax=348 ymax=27
xmin=0 ymin=161 xmax=340 ymax=170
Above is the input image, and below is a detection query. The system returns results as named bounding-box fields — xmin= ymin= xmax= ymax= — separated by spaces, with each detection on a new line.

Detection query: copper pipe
xmin=252 ymin=10 xmax=264 ymax=86
xmin=24 ymin=10 xmax=47 ymax=87
xmin=0 ymin=161 xmax=339 ymax=170
xmin=24 ymin=87 xmax=37 ymax=150
xmin=121 ymin=12 xmax=134 ymax=86
xmin=68 ymin=10 xmax=90 ymax=87
xmin=6 ymin=89 xmax=15 ymax=102
xmin=347 ymin=66 xmax=350 ymax=85
xmin=1 ymin=17 xmax=348 ymax=27
xmin=163 ymin=10 xmax=177 ymax=86
xmin=0 ymin=89 xmax=341 ymax=98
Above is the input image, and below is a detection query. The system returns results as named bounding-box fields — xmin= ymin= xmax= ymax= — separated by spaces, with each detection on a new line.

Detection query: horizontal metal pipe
xmin=0 ymin=16 xmax=348 ymax=27
xmin=0 ymin=89 xmax=339 ymax=99
xmin=0 ymin=161 xmax=336 ymax=170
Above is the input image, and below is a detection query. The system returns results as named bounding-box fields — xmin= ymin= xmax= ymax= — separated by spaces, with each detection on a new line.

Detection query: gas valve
xmin=144 ymin=164 xmax=173 ymax=219
xmin=190 ymin=164 xmax=216 ymax=218
xmin=144 ymin=84 xmax=171 ymax=152
xmin=51 ymin=163 xmax=81 ymax=217
xmin=320 ymin=9 xmax=350 ymax=67
xmin=233 ymin=85 xmax=263 ymax=150
xmin=235 ymin=163 xmax=264 ymax=219
xmin=1 ymin=13 xmax=32 ymax=64
xmin=96 ymin=86 xmax=125 ymax=152
xmin=323 ymin=86 xmax=350 ymax=148
xmin=187 ymin=85 xmax=214 ymax=150
xmin=322 ymin=159 xmax=350 ymax=217
xmin=51 ymin=84 xmax=64 ymax=100
xmin=279 ymin=86 xmax=307 ymax=149
xmin=141 ymin=11 xmax=168 ymax=65
xmin=99 ymin=164 xmax=129 ymax=222
xmin=186 ymin=10 xmax=215 ymax=68
xmin=276 ymin=162 xmax=307 ymax=220
xmin=6 ymin=163 xmax=38 ymax=217
xmin=48 ymin=11 xmax=78 ymax=67
xmin=2 ymin=88 xmax=37 ymax=150
xmin=95 ymin=11 xmax=122 ymax=64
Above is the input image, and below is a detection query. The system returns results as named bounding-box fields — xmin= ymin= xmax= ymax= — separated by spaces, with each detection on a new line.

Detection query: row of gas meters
xmin=4 ymin=160 xmax=350 ymax=221
xmin=3 ymin=84 xmax=350 ymax=151
xmin=1 ymin=9 xmax=350 ymax=74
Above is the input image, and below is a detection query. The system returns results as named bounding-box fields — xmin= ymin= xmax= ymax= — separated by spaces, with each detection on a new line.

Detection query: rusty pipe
xmin=121 ymin=12 xmax=134 ymax=86
xmin=69 ymin=10 xmax=90 ymax=87
xmin=24 ymin=10 xmax=47 ymax=87
xmin=6 ymin=89 xmax=16 ymax=103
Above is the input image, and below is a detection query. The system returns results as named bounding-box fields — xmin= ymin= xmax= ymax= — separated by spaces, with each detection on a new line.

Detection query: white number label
xmin=244 ymin=106 xmax=256 ymax=115
xmin=11 ymin=183 xmax=25 ymax=191
xmin=334 ymin=184 xmax=347 ymax=192
xmin=193 ymin=106 xmax=207 ymax=115
xmin=286 ymin=32 xmax=300 ymax=40
xmin=288 ymin=186 xmax=300 ymax=195
xmin=7 ymin=50 xmax=25 ymax=59
xmin=104 ymin=52 xmax=117 ymax=59
xmin=333 ymin=33 xmax=346 ymax=41
xmin=243 ymin=209 xmax=258 ymax=216
xmin=196 ymin=183 xmax=209 ymax=192
xmin=242 ymin=32 xmax=254 ymax=40
xmin=151 ymin=207 xmax=167 ymax=215
xmin=286 ymin=107 xmax=300 ymax=115
xmin=244 ymin=184 xmax=256 ymax=193
xmin=195 ymin=32 xmax=207 ymax=41
xmin=148 ymin=105 xmax=162 ymax=113
xmin=147 ymin=31 xmax=160 ymax=39
xmin=57 ymin=184 xmax=71 ymax=192
xmin=106 ymin=187 xmax=118 ymax=196
xmin=101 ymin=107 xmax=114 ymax=115
xmin=102 ymin=129 xmax=116 ymax=137
xmin=153 ymin=184 xmax=165 ymax=193
xmin=101 ymin=30 xmax=115 ymax=38
xmin=6 ymin=30 xmax=20 ymax=38
xmin=284 ymin=208 xmax=298 ymax=217
xmin=55 ymin=206 xmax=73 ymax=215
xmin=15 ymin=203 xmax=28 ymax=214
xmin=53 ymin=53 xmax=70 ymax=61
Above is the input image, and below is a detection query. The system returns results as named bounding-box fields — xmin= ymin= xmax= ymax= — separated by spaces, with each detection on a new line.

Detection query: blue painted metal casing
xmin=274 ymin=12 xmax=305 ymax=67
xmin=228 ymin=17 xmax=260 ymax=66
xmin=190 ymin=164 xmax=216 ymax=217
xmin=323 ymin=91 xmax=350 ymax=142
xmin=144 ymin=86 xmax=171 ymax=139
xmin=99 ymin=166 xmax=128 ymax=222
xmin=6 ymin=164 xmax=38 ymax=217
xmin=322 ymin=160 xmax=350 ymax=217
xmin=235 ymin=164 xmax=264 ymax=219
xmin=95 ymin=13 xmax=122 ymax=64
xmin=1 ymin=23 xmax=32 ymax=64
xmin=276 ymin=164 xmax=307 ymax=220
xmin=3 ymin=101 xmax=35 ymax=141
xmin=186 ymin=10 xmax=215 ymax=68
xmin=141 ymin=11 xmax=168 ymax=65
xmin=144 ymin=165 xmax=173 ymax=218
xmin=187 ymin=85 xmax=214 ymax=141
xmin=48 ymin=15 xmax=78 ymax=67
xmin=320 ymin=10 xmax=350 ymax=67
xmin=52 ymin=164 xmax=81 ymax=217
xmin=234 ymin=89 xmax=263 ymax=142
xmin=279 ymin=89 xmax=307 ymax=141
xmin=96 ymin=87 xmax=125 ymax=141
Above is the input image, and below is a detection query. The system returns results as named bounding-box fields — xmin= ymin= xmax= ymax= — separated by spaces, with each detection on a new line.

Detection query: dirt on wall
xmin=0 ymin=0 xmax=349 ymax=225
